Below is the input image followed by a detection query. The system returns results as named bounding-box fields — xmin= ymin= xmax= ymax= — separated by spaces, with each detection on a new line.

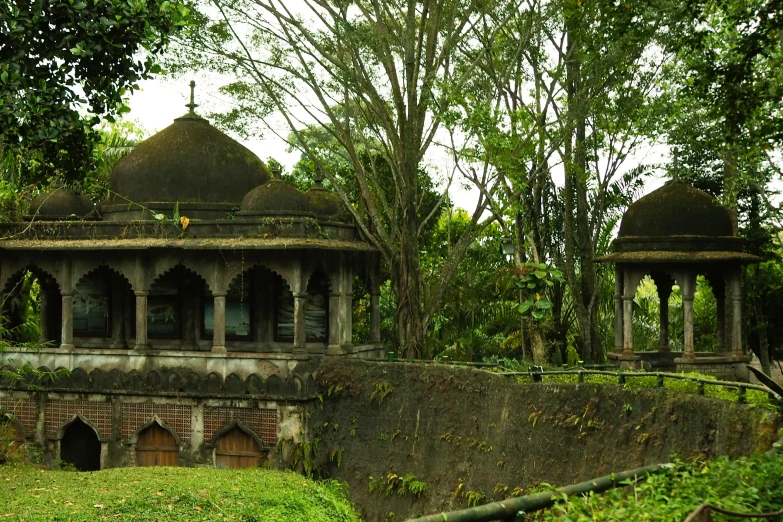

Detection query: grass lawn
xmin=0 ymin=463 xmax=361 ymax=521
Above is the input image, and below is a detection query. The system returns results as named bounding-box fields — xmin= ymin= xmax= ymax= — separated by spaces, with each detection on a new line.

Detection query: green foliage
xmin=542 ymin=454 xmax=783 ymax=520
xmin=369 ymin=382 xmax=393 ymax=406
xmin=515 ymin=262 xmax=564 ymax=322
xmin=0 ymin=463 xmax=359 ymax=521
xmin=0 ymin=0 xmax=187 ymax=184
xmin=368 ymin=472 xmax=426 ymax=498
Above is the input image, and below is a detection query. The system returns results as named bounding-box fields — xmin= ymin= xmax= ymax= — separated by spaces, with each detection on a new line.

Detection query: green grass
xmin=0 ymin=464 xmax=360 ymax=521
xmin=541 ymin=453 xmax=783 ymax=520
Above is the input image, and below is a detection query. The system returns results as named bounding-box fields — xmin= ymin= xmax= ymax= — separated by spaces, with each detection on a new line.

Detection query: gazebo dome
xmin=239 ymin=179 xmax=311 ymax=215
xmin=306 ymin=182 xmax=350 ymax=222
xmin=27 ymin=188 xmax=94 ymax=220
xmin=618 ymin=181 xmax=733 ymax=238
xmin=105 ymin=113 xmax=270 ymax=217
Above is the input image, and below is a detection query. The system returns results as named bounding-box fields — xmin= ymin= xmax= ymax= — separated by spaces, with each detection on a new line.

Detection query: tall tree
xmin=175 ymin=0 xmax=508 ymax=357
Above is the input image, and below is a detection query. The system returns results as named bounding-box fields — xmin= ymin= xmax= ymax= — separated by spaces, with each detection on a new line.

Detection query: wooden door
xmin=136 ymin=423 xmax=179 ymax=466
xmin=215 ymin=427 xmax=264 ymax=469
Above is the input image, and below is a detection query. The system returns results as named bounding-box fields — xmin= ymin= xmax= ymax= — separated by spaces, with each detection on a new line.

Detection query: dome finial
xmin=271 ymin=163 xmax=282 ymax=178
xmin=313 ymin=169 xmax=325 ymax=188
xmin=185 ymin=80 xmax=199 ymax=114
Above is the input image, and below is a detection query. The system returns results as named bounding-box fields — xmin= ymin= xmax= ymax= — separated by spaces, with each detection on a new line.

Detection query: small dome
xmin=239 ymin=179 xmax=310 ymax=215
xmin=618 ymin=181 xmax=733 ymax=238
xmin=108 ymin=113 xmax=270 ymax=208
xmin=28 ymin=188 xmax=94 ymax=220
xmin=306 ymin=184 xmax=350 ymax=222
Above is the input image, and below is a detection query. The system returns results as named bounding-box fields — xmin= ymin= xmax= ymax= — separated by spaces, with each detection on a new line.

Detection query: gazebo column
xmin=622 ymin=270 xmax=634 ymax=356
xmin=728 ymin=270 xmax=743 ymax=356
xmin=293 ymin=292 xmax=308 ymax=357
xmin=60 ymin=291 xmax=74 ymax=351
xmin=211 ymin=292 xmax=227 ymax=353
xmin=658 ymin=285 xmax=671 ymax=352
xmin=327 ymin=291 xmax=342 ymax=355
xmin=134 ymin=291 xmax=148 ymax=350
xmin=110 ymin=279 xmax=126 ymax=349
xmin=681 ymin=273 xmax=695 ymax=359
xmin=614 ymin=266 xmax=624 ymax=354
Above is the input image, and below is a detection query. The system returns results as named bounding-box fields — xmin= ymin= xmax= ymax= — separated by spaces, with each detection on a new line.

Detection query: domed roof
xmin=239 ymin=179 xmax=311 ymax=215
xmin=306 ymin=182 xmax=351 ymax=222
xmin=28 ymin=188 xmax=95 ymax=220
xmin=109 ymin=113 xmax=270 ymax=207
xmin=618 ymin=181 xmax=733 ymax=238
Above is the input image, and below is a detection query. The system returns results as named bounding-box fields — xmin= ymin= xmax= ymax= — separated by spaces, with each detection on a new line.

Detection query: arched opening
xmin=135 ymin=421 xmax=179 ymax=467
xmin=273 ymin=273 xmax=295 ymax=342
xmin=1 ymin=266 xmax=61 ymax=346
xmin=60 ymin=418 xmax=101 ymax=471
xmin=694 ymin=275 xmax=719 ymax=353
xmin=73 ymin=267 xmax=134 ymax=347
xmin=214 ymin=425 xmax=265 ymax=469
xmin=352 ymin=274 xmax=371 ymax=344
xmin=305 ymin=271 xmax=329 ymax=342
xmin=148 ymin=266 xmax=208 ymax=348
xmin=631 ymin=275 xmax=660 ymax=351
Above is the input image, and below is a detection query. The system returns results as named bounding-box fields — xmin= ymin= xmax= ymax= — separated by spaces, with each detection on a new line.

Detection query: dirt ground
xmin=309 ymin=360 xmax=780 ymax=522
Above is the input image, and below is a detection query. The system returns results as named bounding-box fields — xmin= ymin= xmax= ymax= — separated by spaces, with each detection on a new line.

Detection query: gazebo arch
xmin=597 ymin=181 xmax=759 ymax=380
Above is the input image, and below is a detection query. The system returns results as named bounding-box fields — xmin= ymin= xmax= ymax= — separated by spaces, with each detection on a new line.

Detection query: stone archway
xmin=60 ymin=418 xmax=101 ymax=471
xmin=214 ymin=424 xmax=265 ymax=469
xmin=135 ymin=421 xmax=180 ymax=467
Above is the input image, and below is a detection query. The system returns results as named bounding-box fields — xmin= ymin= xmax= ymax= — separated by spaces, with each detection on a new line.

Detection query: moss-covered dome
xmin=108 ymin=113 xmax=271 ymax=208
xmin=618 ymin=181 xmax=733 ymax=238
xmin=306 ymin=183 xmax=350 ymax=222
xmin=239 ymin=179 xmax=311 ymax=215
xmin=27 ymin=188 xmax=95 ymax=220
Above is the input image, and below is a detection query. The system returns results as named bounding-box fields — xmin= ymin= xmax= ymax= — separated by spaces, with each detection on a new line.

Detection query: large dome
xmin=618 ymin=181 xmax=733 ymax=238
xmin=105 ymin=113 xmax=270 ymax=217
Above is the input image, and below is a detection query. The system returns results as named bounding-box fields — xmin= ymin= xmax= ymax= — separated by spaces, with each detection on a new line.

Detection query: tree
xmin=0 ymin=0 xmax=188 ymax=183
xmin=174 ymin=0 xmax=512 ymax=357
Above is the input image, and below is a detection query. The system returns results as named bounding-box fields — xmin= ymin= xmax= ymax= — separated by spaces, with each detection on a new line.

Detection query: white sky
xmin=126 ymin=75 xmax=672 ymax=213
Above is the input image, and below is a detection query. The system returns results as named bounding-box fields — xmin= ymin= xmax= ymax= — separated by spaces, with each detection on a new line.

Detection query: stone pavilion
xmin=598 ymin=181 xmax=759 ymax=380
xmin=0 ymin=87 xmax=382 ymax=470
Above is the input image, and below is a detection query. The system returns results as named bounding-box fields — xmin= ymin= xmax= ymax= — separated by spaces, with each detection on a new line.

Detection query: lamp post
xmin=501 ymin=237 xmax=515 ymax=262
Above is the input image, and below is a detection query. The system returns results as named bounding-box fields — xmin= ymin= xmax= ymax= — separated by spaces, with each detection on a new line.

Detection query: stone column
xmin=60 ymin=291 xmax=74 ymax=350
xmin=293 ymin=292 xmax=308 ymax=357
xmin=729 ymin=270 xmax=743 ymax=356
xmin=658 ymin=285 xmax=671 ymax=352
xmin=370 ymin=292 xmax=381 ymax=347
xmin=110 ymin=278 xmax=126 ymax=348
xmin=211 ymin=292 xmax=227 ymax=353
xmin=681 ymin=273 xmax=695 ymax=359
xmin=622 ymin=271 xmax=634 ymax=356
xmin=134 ymin=291 xmax=148 ymax=350
xmin=614 ymin=266 xmax=623 ymax=354
xmin=326 ymin=292 xmax=342 ymax=355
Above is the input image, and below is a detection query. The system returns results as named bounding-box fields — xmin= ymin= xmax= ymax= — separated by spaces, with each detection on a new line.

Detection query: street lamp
xmin=501 ymin=237 xmax=515 ymax=261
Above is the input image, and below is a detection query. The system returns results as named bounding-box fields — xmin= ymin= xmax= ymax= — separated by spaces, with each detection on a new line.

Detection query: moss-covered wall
xmin=311 ymin=360 xmax=780 ymax=521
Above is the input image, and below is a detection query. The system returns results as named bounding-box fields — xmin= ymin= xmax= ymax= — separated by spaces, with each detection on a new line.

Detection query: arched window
xmin=305 ymin=272 xmax=328 ymax=342
xmin=73 ymin=271 xmax=110 ymax=337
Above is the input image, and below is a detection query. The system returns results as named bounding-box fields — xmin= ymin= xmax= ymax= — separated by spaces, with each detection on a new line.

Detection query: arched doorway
xmin=60 ymin=418 xmax=101 ymax=471
xmin=214 ymin=426 xmax=265 ymax=469
xmin=135 ymin=422 xmax=179 ymax=466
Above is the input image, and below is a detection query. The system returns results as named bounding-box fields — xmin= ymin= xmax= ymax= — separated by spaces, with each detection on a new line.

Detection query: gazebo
xmin=597 ymin=181 xmax=759 ymax=381
xmin=0 ymin=87 xmax=381 ymax=470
